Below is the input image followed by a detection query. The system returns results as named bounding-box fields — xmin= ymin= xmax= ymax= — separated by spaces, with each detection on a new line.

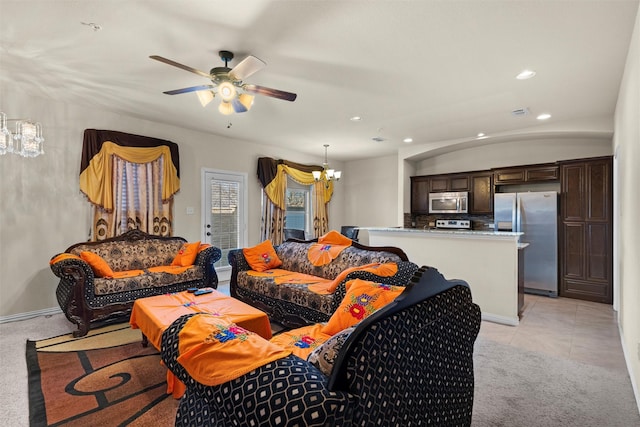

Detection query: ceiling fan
xmin=150 ymin=50 xmax=297 ymax=115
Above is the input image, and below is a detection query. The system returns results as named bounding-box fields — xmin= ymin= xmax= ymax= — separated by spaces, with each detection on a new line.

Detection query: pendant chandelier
xmin=312 ymin=144 xmax=341 ymax=188
xmin=0 ymin=112 xmax=45 ymax=158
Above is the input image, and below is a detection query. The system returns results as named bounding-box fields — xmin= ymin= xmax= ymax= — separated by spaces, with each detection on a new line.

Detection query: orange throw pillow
xmin=171 ymin=241 xmax=201 ymax=267
xmin=321 ymin=278 xmax=404 ymax=336
xmin=243 ymin=240 xmax=283 ymax=272
xmin=80 ymin=251 xmax=115 ymax=278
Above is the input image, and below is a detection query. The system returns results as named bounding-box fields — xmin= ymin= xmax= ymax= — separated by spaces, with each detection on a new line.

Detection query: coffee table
xmin=130 ymin=289 xmax=272 ymax=398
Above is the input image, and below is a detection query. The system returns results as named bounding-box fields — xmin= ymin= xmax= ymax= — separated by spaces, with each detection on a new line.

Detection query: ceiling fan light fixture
xmin=196 ymin=90 xmax=215 ymax=107
xmin=218 ymin=101 xmax=234 ymax=115
xmin=239 ymin=93 xmax=254 ymax=110
xmin=218 ymin=81 xmax=236 ymax=102
xmin=232 ymin=98 xmax=248 ymax=113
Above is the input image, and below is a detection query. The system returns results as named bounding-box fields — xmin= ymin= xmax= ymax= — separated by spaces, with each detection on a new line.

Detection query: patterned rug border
xmin=26 ymin=340 xmax=46 ymax=427
xmin=26 ymin=327 xmax=174 ymax=427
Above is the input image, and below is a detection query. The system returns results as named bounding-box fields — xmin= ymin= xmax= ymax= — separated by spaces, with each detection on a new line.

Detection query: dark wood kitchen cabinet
xmin=559 ymin=156 xmax=612 ymax=303
xmin=469 ymin=172 xmax=493 ymax=214
xmin=494 ymin=163 xmax=559 ymax=185
xmin=428 ymin=174 xmax=470 ymax=192
xmin=411 ymin=171 xmax=490 ymax=215
xmin=410 ymin=176 xmax=430 ymax=214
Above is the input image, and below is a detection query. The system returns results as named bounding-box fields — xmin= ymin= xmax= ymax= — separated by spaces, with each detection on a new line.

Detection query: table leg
xmin=141 ymin=333 xmax=149 ymax=348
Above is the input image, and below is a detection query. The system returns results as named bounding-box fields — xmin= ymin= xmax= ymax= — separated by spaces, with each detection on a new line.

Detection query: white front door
xmin=202 ymin=169 xmax=247 ymax=282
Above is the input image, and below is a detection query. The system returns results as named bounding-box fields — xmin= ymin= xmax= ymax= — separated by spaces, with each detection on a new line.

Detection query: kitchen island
xmin=364 ymin=227 xmax=523 ymax=325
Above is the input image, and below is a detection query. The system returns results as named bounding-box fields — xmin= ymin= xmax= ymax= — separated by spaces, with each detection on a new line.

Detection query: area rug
xmin=26 ymin=324 xmax=178 ymax=427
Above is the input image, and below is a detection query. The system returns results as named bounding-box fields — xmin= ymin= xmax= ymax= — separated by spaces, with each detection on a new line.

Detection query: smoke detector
xmin=511 ymin=107 xmax=530 ymax=117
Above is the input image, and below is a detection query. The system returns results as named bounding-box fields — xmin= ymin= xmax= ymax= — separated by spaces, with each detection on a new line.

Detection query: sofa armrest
xmin=50 ymin=254 xmax=96 ymax=335
xmin=194 ymin=246 xmax=222 ymax=288
xmin=228 ymin=249 xmax=252 ymax=298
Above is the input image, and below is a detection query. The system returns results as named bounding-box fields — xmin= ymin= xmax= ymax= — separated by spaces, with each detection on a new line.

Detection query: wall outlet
xmin=186 ymin=207 xmax=195 ymax=215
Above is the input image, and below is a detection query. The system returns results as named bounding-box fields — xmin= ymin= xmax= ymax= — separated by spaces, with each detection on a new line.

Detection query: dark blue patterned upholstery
xmin=161 ymin=266 xmax=481 ymax=427
xmin=161 ymin=313 xmax=354 ymax=426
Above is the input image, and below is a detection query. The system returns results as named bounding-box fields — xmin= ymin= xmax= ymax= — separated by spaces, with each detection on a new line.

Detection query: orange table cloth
xmin=130 ymin=289 xmax=272 ymax=398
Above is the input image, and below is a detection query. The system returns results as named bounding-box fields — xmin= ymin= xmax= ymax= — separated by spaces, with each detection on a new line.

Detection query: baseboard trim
xmin=0 ymin=307 xmax=62 ymax=324
xmin=481 ymin=312 xmax=519 ymax=326
xmin=618 ymin=324 xmax=640 ymax=414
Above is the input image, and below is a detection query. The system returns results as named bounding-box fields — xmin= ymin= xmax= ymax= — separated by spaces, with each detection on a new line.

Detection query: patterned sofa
xmin=50 ymin=229 xmax=221 ymax=337
xmin=229 ymin=232 xmax=418 ymax=328
xmin=161 ymin=266 xmax=482 ymax=426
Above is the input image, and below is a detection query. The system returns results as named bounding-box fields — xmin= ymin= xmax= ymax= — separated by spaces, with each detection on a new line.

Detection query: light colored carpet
xmin=472 ymin=336 xmax=640 ymax=426
xmin=2 ymin=311 xmax=639 ymax=425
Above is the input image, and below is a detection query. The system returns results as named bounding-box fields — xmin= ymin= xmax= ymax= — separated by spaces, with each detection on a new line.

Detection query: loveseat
xmin=50 ymin=229 xmax=221 ymax=337
xmin=229 ymin=230 xmax=418 ymax=328
xmin=161 ymin=266 xmax=482 ymax=426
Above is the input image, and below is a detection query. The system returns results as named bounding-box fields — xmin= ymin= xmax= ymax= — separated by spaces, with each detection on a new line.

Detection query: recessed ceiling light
xmin=350 ymin=116 xmax=362 ymax=121
xmin=536 ymin=113 xmax=552 ymax=120
xmin=403 ymin=138 xmax=413 ymax=143
xmin=516 ymin=69 xmax=536 ymax=80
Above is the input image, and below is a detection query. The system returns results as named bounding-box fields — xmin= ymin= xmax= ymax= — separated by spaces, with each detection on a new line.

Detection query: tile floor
xmin=478 ymin=294 xmax=628 ymax=372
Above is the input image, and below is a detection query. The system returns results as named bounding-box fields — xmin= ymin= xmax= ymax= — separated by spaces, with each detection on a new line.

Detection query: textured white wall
xmin=613 ymin=6 xmax=640 ymax=410
xmin=0 ymin=84 xmax=343 ymax=317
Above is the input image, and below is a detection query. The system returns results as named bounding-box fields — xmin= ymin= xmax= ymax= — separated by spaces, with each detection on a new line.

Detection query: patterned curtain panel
xmin=312 ymin=181 xmax=329 ymax=238
xmin=257 ymin=157 xmax=332 ymax=241
xmin=260 ymin=189 xmax=285 ymax=245
xmin=80 ymin=129 xmax=179 ymax=241
xmin=93 ymin=156 xmax=173 ymax=240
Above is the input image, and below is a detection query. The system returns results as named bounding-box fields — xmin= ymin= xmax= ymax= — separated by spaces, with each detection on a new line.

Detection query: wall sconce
xmin=0 ymin=112 xmax=45 ymax=158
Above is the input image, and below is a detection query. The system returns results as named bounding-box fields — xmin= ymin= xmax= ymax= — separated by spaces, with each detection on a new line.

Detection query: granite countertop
xmin=362 ymin=227 xmax=523 ymax=238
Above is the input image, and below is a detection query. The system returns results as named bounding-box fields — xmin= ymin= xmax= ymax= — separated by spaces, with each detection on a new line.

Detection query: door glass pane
xmin=210 ymin=178 xmax=239 ymax=268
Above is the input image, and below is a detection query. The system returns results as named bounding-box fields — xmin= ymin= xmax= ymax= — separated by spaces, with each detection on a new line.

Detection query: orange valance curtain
xmin=257 ymin=158 xmax=333 ymax=210
xmin=80 ymin=129 xmax=180 ymax=240
xmin=257 ymin=157 xmax=332 ymax=243
xmin=80 ymin=130 xmax=180 ymax=211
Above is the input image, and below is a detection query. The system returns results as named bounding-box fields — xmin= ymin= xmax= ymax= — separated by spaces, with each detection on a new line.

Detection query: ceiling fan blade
xmin=150 ymin=55 xmax=211 ymax=79
xmin=243 ymin=84 xmax=297 ymax=102
xmin=228 ymin=55 xmax=266 ymax=81
xmin=163 ymin=85 xmax=215 ymax=95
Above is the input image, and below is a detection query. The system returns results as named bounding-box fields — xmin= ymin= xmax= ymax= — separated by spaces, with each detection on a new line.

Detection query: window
xmin=203 ymin=169 xmax=247 ymax=272
xmin=285 ymin=178 xmax=313 ymax=235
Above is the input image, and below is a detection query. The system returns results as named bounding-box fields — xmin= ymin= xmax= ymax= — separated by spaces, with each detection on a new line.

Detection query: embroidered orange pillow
xmin=80 ymin=251 xmax=115 ymax=278
xmin=243 ymin=240 xmax=282 ymax=272
xmin=321 ymin=278 xmax=404 ymax=336
xmin=171 ymin=241 xmax=201 ymax=267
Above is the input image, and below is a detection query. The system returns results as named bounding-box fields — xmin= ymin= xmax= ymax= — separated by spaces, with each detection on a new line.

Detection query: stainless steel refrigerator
xmin=494 ymin=191 xmax=558 ymax=297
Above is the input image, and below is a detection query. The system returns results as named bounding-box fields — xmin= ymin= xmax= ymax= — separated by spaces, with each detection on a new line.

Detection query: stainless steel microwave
xmin=428 ymin=191 xmax=469 ymax=214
